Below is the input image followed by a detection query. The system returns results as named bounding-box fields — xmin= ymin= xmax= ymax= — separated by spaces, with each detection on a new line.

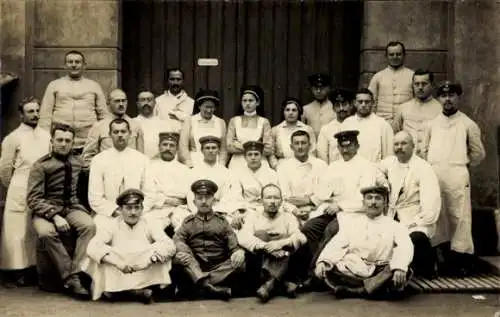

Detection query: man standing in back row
xmin=302 ymin=73 xmax=336 ymax=138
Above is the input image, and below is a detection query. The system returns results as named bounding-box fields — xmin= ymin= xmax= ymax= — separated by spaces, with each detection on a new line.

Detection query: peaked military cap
xmin=191 ymin=179 xmax=218 ymax=195
xmin=308 ymin=73 xmax=332 ymax=87
xmin=334 ymin=130 xmax=359 ymax=146
xmin=436 ymin=81 xmax=463 ymax=96
xmin=243 ymin=141 xmax=264 ymax=153
xmin=116 ymin=188 xmax=144 ymax=206
xmin=199 ymin=135 xmax=221 ymax=146
xmin=159 ymin=131 xmax=180 ymax=143
xmin=330 ymin=88 xmax=355 ymax=103
xmin=360 ymin=185 xmax=389 ymax=197
xmin=194 ymin=89 xmax=220 ymax=108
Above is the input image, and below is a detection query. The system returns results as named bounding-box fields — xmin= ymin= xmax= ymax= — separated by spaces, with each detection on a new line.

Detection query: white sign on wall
xmin=197 ymin=58 xmax=219 ymax=67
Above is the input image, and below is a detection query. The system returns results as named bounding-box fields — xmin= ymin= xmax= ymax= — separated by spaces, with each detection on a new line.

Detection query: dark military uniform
xmin=27 ymin=152 xmax=95 ymax=282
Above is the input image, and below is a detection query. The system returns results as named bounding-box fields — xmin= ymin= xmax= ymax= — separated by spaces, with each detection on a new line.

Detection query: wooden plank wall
xmin=122 ymin=0 xmax=362 ymax=125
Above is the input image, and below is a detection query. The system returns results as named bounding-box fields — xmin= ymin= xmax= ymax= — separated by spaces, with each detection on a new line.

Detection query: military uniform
xmin=302 ymin=73 xmax=336 ymax=138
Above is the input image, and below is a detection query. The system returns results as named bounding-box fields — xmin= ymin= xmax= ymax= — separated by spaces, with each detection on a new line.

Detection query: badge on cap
xmin=159 ymin=132 xmax=180 ymax=143
xmin=308 ymin=73 xmax=332 ymax=87
xmin=360 ymin=185 xmax=389 ymax=197
xmin=199 ymin=135 xmax=221 ymax=146
xmin=116 ymin=188 xmax=145 ymax=206
xmin=191 ymin=179 xmax=218 ymax=195
xmin=334 ymin=130 xmax=359 ymax=146
xmin=243 ymin=141 xmax=264 ymax=153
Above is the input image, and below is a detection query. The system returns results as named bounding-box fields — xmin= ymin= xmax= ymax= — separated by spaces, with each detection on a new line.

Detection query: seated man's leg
xmin=410 ymin=231 xmax=437 ymax=278
xmin=363 ymin=265 xmax=412 ymax=299
xmin=33 ymin=216 xmax=73 ymax=282
xmin=65 ymin=209 xmax=96 ymax=277
xmin=310 ymin=216 xmax=339 ymax=268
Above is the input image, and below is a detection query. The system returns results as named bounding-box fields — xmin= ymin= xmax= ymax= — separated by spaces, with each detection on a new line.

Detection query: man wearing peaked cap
xmin=302 ymin=73 xmax=335 ymax=138
xmin=242 ymin=140 xmax=265 ymax=153
xmin=173 ymin=178 xmax=245 ymax=301
xmin=315 ymin=181 xmax=414 ymax=299
xmin=316 ymin=88 xmax=356 ymax=164
xmin=178 ymin=89 xmax=227 ymax=168
xmin=334 ymin=130 xmax=360 ymax=147
xmin=83 ymin=186 xmax=176 ymax=303
xmin=142 ymin=127 xmax=192 ymax=235
xmin=424 ymin=78 xmax=485 ymax=276
xmin=199 ymin=135 xmax=221 ymax=147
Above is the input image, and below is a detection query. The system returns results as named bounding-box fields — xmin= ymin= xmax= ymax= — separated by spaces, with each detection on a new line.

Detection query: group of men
xmin=0 ymin=40 xmax=486 ymax=304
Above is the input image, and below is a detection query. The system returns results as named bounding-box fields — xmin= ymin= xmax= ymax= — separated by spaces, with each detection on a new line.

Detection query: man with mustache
xmin=317 ymin=88 xmax=355 ymax=164
xmin=155 ymin=68 xmax=194 ymax=127
xmin=238 ymin=184 xmax=307 ymax=303
xmin=368 ymin=41 xmax=414 ymax=126
xmin=0 ymin=97 xmax=51 ymax=286
xmin=393 ymin=69 xmax=442 ymax=157
xmin=277 ymin=130 xmax=327 ymax=225
xmin=143 ymin=132 xmax=192 ymax=235
xmin=379 ymin=131 xmax=441 ymax=278
xmin=315 ymin=186 xmax=414 ymax=299
xmin=39 ymin=51 xmax=109 ymax=155
xmin=88 ymin=118 xmax=149 ymax=231
xmin=341 ymin=88 xmax=394 ymax=162
xmin=27 ymin=123 xmax=95 ymax=298
xmin=83 ymin=188 xmax=176 ymax=303
xmin=82 ymin=89 xmax=144 ymax=163
xmin=301 ymin=73 xmax=336 ymax=138
xmin=173 ymin=179 xmax=245 ymax=301
xmin=133 ymin=90 xmax=182 ymax=158
xmin=423 ymin=81 xmax=486 ymax=276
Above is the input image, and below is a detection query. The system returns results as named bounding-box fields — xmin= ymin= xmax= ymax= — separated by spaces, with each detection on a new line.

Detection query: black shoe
xmin=283 ymin=281 xmax=298 ymax=298
xmin=203 ymin=283 xmax=232 ymax=301
xmin=256 ymin=279 xmax=275 ymax=303
xmin=130 ymin=288 xmax=154 ymax=304
xmin=64 ymin=275 xmax=89 ymax=299
xmin=334 ymin=285 xmax=365 ymax=299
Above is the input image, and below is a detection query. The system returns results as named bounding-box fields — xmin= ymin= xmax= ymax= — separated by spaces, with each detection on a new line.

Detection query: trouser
xmin=33 ymin=210 xmax=96 ymax=281
xmin=432 ymin=165 xmax=474 ymax=254
xmin=409 ymin=231 xmax=436 ymax=277
xmin=325 ymin=265 xmax=409 ymax=296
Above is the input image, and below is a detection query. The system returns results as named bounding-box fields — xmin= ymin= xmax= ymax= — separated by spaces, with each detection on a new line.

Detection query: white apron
xmin=0 ymin=128 xmax=51 ymax=269
xmin=228 ymin=116 xmax=269 ymax=171
xmin=190 ymin=116 xmax=223 ymax=168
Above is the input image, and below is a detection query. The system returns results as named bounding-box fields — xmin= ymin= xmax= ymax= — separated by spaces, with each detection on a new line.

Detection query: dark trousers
xmin=410 ymin=231 xmax=436 ymax=278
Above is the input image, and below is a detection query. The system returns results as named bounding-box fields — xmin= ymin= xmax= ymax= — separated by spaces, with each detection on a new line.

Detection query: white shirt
xmin=88 ymin=147 xmax=149 ymax=217
xmin=133 ymin=115 xmax=180 ymax=158
xmin=277 ymin=156 xmax=327 ymax=201
xmin=341 ymin=113 xmax=394 ymax=162
xmin=154 ymin=90 xmax=194 ymax=126
xmin=368 ymin=66 xmax=414 ymax=122
xmin=316 ymin=119 xmax=344 ymax=164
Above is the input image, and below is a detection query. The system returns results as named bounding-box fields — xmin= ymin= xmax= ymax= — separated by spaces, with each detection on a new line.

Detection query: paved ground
xmin=1 ymin=287 xmax=499 ymax=317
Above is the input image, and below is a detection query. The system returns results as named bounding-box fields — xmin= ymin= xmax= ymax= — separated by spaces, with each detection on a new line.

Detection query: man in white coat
xmin=423 ymin=81 xmax=486 ymax=276
xmin=315 ymin=186 xmax=414 ymax=299
xmin=341 ymin=88 xmax=394 ymax=162
xmin=143 ymin=132 xmax=192 ymax=235
xmin=82 ymin=188 xmax=176 ymax=303
xmin=379 ymin=131 xmax=441 ymax=278
xmin=0 ymin=97 xmax=51 ymax=285
xmin=88 ymin=118 xmax=149 ymax=230
xmin=154 ymin=68 xmax=194 ymax=130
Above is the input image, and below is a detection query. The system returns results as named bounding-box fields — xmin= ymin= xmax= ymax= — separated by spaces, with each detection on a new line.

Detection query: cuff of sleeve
xmin=310 ymin=195 xmax=321 ymax=207
xmin=389 ymin=261 xmax=408 ymax=273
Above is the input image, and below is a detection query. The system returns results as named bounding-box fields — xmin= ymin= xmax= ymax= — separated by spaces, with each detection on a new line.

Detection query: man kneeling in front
xmin=314 ymin=186 xmax=414 ymax=299
xmin=82 ymin=188 xmax=176 ymax=304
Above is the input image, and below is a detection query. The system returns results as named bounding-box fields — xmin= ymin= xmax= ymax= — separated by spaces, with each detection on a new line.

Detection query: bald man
xmin=82 ymin=89 xmax=144 ymax=163
xmin=379 ymin=131 xmax=441 ymax=278
xmin=133 ymin=90 xmax=182 ymax=158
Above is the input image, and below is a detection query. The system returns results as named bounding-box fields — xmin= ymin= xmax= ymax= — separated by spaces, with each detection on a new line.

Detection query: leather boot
xmin=256 ymin=278 xmax=276 ymax=303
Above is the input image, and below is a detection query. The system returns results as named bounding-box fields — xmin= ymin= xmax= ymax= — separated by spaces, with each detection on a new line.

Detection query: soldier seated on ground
xmin=237 ymin=184 xmax=307 ymax=303
xmin=172 ymin=179 xmax=246 ymax=301
xmin=82 ymin=188 xmax=176 ymax=304
xmin=314 ymin=186 xmax=414 ymax=300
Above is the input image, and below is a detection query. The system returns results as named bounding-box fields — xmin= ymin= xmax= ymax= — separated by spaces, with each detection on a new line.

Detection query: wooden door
xmin=122 ymin=0 xmax=362 ymax=124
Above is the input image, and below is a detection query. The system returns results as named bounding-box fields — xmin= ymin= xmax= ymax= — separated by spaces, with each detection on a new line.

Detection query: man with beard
xmin=317 ymin=88 xmax=355 ymax=164
xmin=315 ymin=186 xmax=414 ymax=299
xmin=134 ymin=90 xmax=182 ymax=158
xmin=0 ymin=97 xmax=51 ymax=286
xmin=379 ymin=131 xmax=441 ymax=278
xmin=173 ymin=179 xmax=246 ymax=301
xmin=341 ymin=88 xmax=394 ymax=162
xmin=27 ymin=123 xmax=95 ymax=298
xmin=301 ymin=73 xmax=336 ymax=138
xmin=82 ymin=89 xmax=144 ymax=163
xmin=368 ymin=41 xmax=414 ymax=125
xmin=155 ymin=68 xmax=194 ymax=129
xmin=230 ymin=141 xmax=279 ymax=230
xmin=291 ymin=130 xmax=388 ymax=289
xmin=189 ymin=136 xmax=242 ymax=220
xmin=39 ymin=51 xmax=109 ymax=154
xmin=393 ymin=69 xmax=442 ymax=157
xmin=143 ymin=132 xmax=192 ymax=235
xmin=238 ymin=184 xmax=307 ymax=303
xmin=88 ymin=118 xmax=149 ymax=231
xmin=83 ymin=189 xmax=176 ymax=303
xmin=423 ymin=81 xmax=485 ymax=276
xmin=277 ymin=130 xmax=327 ymax=225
